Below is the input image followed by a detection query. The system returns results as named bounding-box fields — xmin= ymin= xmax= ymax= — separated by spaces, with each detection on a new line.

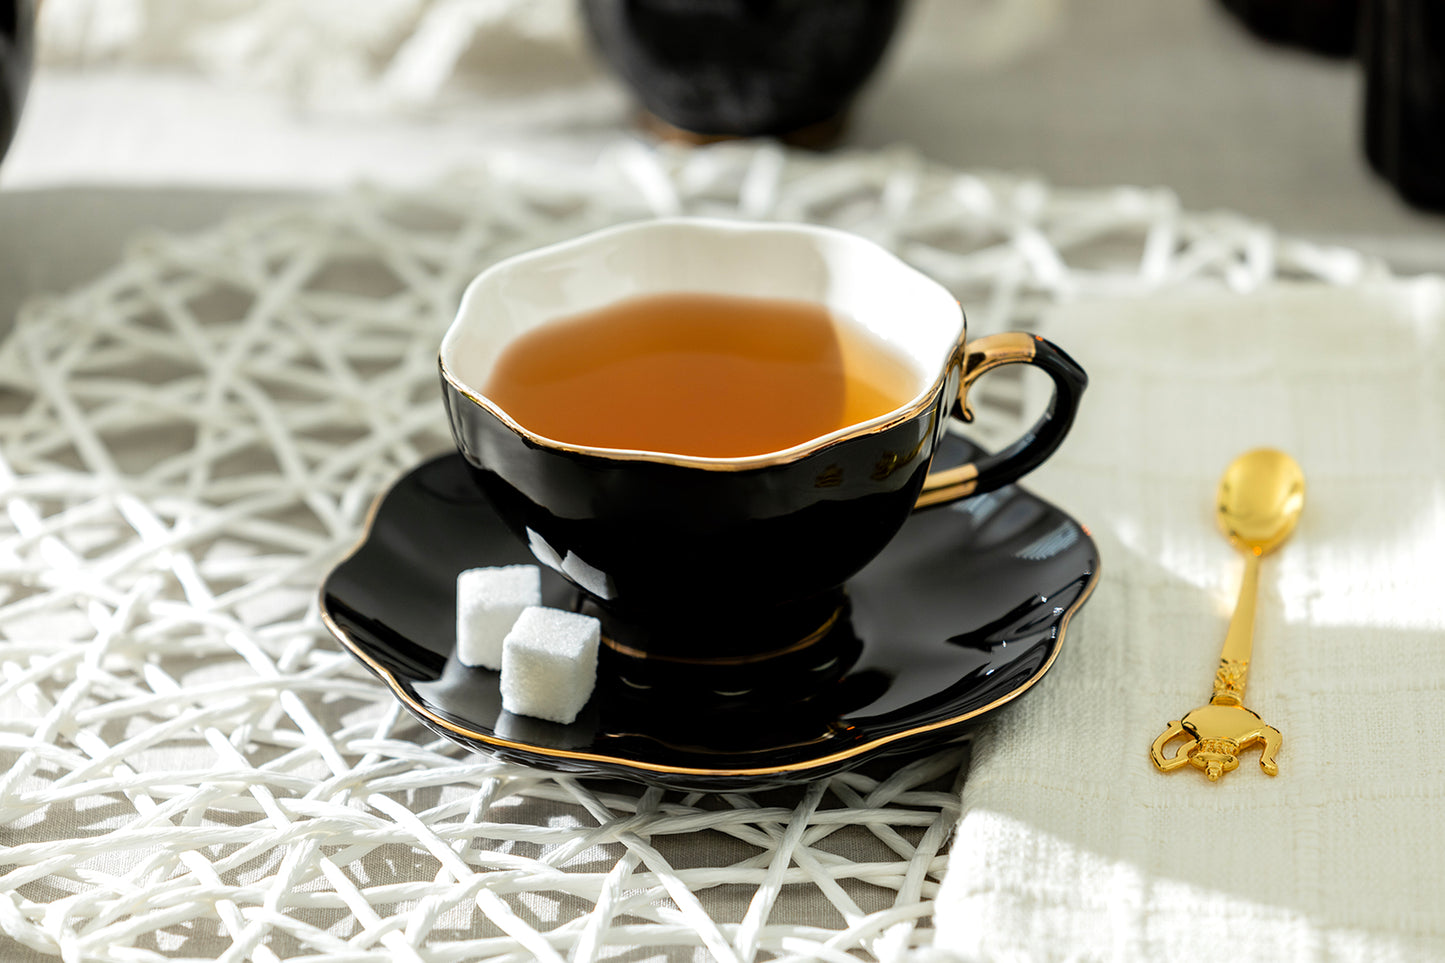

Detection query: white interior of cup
xmin=440 ymin=218 xmax=965 ymax=456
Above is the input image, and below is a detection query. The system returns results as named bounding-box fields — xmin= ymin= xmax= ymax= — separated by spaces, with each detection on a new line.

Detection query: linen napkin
xmin=932 ymin=280 xmax=1445 ymax=962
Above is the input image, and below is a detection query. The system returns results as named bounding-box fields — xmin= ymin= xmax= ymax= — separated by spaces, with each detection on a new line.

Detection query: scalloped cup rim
xmin=438 ymin=217 xmax=966 ymax=469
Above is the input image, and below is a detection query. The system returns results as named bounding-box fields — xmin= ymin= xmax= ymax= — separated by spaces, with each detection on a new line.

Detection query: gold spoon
xmin=1150 ymin=448 xmax=1305 ymax=782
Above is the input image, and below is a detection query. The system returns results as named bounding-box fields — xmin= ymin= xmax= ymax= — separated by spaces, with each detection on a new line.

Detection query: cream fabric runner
xmin=934 ymin=281 xmax=1445 ymax=962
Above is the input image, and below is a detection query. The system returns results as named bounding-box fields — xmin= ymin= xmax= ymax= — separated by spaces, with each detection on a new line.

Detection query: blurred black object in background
xmin=1218 ymin=0 xmax=1359 ymax=56
xmin=1219 ymin=0 xmax=1445 ymax=214
xmin=581 ymin=0 xmax=905 ymax=147
xmin=1362 ymin=0 xmax=1445 ymax=211
xmin=1 ymin=0 xmax=32 ymax=163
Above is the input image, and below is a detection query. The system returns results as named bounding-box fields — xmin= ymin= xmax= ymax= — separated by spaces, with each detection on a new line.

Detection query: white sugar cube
xmin=499 ymin=606 xmax=600 ymax=725
xmin=455 ymin=565 xmax=541 ymax=669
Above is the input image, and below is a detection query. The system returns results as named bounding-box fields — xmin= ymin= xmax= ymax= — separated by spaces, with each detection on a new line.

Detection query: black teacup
xmin=580 ymin=0 xmax=906 ymax=145
xmin=440 ymin=219 xmax=1085 ymax=661
xmin=2 ymin=0 xmax=34 ymax=164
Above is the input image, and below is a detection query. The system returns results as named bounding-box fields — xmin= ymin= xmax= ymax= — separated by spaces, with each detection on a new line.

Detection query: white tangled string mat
xmin=0 ymin=143 xmax=1380 ymax=962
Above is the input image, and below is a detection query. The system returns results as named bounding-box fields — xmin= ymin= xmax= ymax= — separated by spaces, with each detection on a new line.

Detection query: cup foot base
xmin=594 ymin=600 xmax=843 ymax=667
xmin=635 ymin=109 xmax=850 ymax=151
xmin=588 ymin=593 xmax=863 ymax=710
xmin=578 ymin=589 xmax=855 ymax=702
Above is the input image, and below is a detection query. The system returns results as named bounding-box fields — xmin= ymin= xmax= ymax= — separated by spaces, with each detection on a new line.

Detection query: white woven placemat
xmin=0 ymin=143 xmax=1383 ymax=963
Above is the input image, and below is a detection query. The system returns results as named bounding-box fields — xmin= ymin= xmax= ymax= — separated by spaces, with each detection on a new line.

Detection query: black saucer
xmin=320 ymin=435 xmax=1099 ymax=791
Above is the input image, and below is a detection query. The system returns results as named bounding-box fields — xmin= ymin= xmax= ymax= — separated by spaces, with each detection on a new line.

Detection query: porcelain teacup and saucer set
xmin=321 ymin=219 xmax=1099 ymax=791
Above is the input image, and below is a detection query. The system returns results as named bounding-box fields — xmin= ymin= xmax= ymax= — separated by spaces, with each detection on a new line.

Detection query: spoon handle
xmin=1213 ymin=552 xmax=1259 ymax=705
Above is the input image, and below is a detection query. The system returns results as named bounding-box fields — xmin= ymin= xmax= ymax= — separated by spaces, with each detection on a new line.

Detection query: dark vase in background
xmin=2 ymin=0 xmax=34 ymax=163
xmin=580 ymin=0 xmax=906 ymax=147
xmin=1218 ymin=0 xmax=1360 ymax=56
xmin=1362 ymin=0 xmax=1445 ymax=211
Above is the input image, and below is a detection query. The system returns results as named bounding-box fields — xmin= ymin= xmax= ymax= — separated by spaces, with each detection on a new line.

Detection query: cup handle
xmin=914 ymin=332 xmax=1087 ymax=510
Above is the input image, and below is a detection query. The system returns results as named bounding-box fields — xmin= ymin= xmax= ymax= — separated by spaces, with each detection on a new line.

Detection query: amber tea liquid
xmin=483 ymin=292 xmax=921 ymax=458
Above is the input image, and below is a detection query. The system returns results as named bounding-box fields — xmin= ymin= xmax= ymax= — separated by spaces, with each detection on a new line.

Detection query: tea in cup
xmin=440 ymin=219 xmax=1085 ymax=661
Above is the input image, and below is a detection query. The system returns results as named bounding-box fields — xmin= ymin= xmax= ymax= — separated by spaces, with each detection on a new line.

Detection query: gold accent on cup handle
xmin=915 ymin=332 xmax=1087 ymax=510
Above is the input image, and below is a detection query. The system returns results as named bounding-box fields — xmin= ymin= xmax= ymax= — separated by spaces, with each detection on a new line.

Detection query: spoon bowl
xmin=1216 ymin=448 xmax=1306 ymax=557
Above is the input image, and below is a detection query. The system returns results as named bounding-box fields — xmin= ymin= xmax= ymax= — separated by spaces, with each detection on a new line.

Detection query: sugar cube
xmin=455 ymin=565 xmax=541 ymax=669
xmin=499 ymin=606 xmax=600 ymax=725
